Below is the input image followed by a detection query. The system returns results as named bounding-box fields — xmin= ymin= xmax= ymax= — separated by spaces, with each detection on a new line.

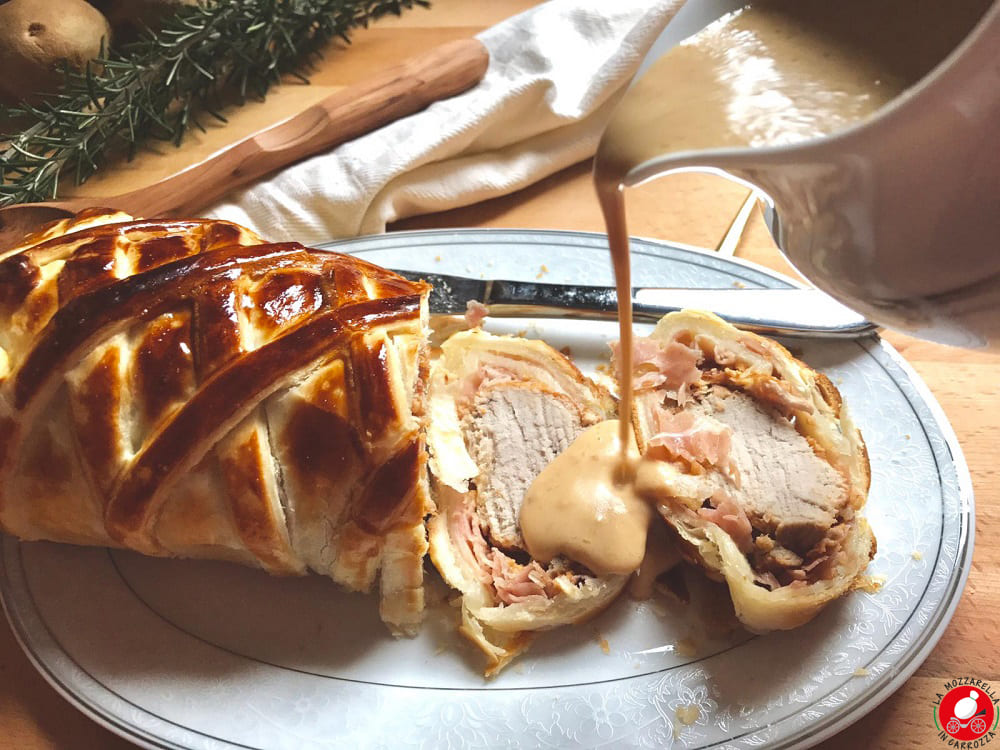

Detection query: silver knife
xmin=390 ymin=269 xmax=878 ymax=339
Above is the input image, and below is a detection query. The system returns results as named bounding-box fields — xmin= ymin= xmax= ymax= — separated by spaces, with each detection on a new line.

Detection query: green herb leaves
xmin=0 ymin=0 xmax=429 ymax=206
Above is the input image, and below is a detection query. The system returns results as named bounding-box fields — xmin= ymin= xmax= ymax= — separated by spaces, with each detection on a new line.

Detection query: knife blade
xmin=391 ymin=269 xmax=877 ymax=338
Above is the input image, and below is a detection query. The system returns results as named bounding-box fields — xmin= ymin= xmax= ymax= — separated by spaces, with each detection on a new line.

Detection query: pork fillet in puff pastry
xmin=0 ymin=211 xmax=431 ymax=634
xmin=426 ymin=329 xmax=623 ymax=674
xmin=623 ymin=311 xmax=875 ymax=632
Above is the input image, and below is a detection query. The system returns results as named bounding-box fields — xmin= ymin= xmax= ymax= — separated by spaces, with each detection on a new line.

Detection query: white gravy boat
xmin=623 ymin=0 xmax=1000 ymax=349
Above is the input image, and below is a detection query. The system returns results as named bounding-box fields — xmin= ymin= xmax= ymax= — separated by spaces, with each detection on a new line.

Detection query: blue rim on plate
xmin=1 ymin=229 xmax=973 ymax=750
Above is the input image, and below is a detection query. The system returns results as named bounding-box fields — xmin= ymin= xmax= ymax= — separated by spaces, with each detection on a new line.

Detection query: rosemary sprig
xmin=0 ymin=0 xmax=429 ymax=206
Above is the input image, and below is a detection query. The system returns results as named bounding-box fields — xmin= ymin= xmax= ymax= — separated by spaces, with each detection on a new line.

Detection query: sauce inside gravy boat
xmin=598 ymin=0 xmax=1000 ymax=349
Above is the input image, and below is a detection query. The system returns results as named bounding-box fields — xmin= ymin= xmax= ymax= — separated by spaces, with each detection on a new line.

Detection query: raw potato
xmin=0 ymin=0 xmax=112 ymax=103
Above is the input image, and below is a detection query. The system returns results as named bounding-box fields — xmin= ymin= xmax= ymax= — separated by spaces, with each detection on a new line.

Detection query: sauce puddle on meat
xmin=522 ymin=0 xmax=986 ymax=584
xmin=521 ymin=419 xmax=651 ymax=576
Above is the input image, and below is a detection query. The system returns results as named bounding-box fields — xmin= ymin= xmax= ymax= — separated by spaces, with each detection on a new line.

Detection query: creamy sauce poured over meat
xmin=628 ymin=520 xmax=683 ymax=600
xmin=523 ymin=0 xmax=986 ymax=578
xmin=521 ymin=420 xmax=652 ymax=576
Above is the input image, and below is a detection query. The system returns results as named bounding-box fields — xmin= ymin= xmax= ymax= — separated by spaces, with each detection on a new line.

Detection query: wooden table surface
xmin=2 ymin=2 xmax=997 ymax=748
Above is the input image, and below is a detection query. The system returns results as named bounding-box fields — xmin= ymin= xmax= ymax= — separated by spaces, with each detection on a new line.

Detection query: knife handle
xmin=631 ymin=288 xmax=877 ymax=337
xmin=486 ymin=282 xmax=877 ymax=338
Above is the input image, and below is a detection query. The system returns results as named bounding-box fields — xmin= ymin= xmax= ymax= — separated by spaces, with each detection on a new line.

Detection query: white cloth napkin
xmin=205 ymin=0 xmax=686 ymax=245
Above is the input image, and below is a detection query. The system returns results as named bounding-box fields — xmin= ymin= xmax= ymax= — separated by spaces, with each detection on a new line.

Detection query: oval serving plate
xmin=1 ymin=229 xmax=973 ymax=750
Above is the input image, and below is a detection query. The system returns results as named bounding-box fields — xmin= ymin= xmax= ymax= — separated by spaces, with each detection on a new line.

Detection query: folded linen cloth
xmin=205 ymin=0 xmax=686 ymax=245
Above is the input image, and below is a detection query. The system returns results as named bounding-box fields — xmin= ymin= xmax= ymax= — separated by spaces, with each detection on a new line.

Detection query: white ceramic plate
xmin=0 ymin=230 xmax=973 ymax=750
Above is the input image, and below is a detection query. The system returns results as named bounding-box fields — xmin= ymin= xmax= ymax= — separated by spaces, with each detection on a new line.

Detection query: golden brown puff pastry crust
xmin=0 ymin=211 xmax=431 ymax=635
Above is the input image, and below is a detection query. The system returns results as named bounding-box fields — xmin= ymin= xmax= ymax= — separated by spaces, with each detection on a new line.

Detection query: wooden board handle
xmin=115 ymin=38 xmax=490 ymax=218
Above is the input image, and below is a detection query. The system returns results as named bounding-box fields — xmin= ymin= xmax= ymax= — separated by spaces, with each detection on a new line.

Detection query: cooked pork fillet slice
xmin=687 ymin=387 xmax=848 ymax=554
xmin=426 ymin=329 xmax=623 ymax=675
xmin=466 ymin=385 xmax=585 ymax=549
xmin=627 ymin=311 xmax=875 ymax=633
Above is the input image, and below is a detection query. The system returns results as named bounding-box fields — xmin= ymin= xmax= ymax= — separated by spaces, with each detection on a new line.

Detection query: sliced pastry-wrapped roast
xmin=425 ymin=329 xmax=624 ymax=674
xmin=0 ymin=211 xmax=431 ymax=634
xmin=0 ymin=211 xmax=879 ymax=664
xmin=624 ymin=311 xmax=875 ymax=632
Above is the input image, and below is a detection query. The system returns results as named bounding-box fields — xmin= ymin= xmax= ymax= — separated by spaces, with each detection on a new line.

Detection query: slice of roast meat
xmin=462 ymin=385 xmax=585 ymax=550
xmin=689 ymin=387 xmax=849 ymax=555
